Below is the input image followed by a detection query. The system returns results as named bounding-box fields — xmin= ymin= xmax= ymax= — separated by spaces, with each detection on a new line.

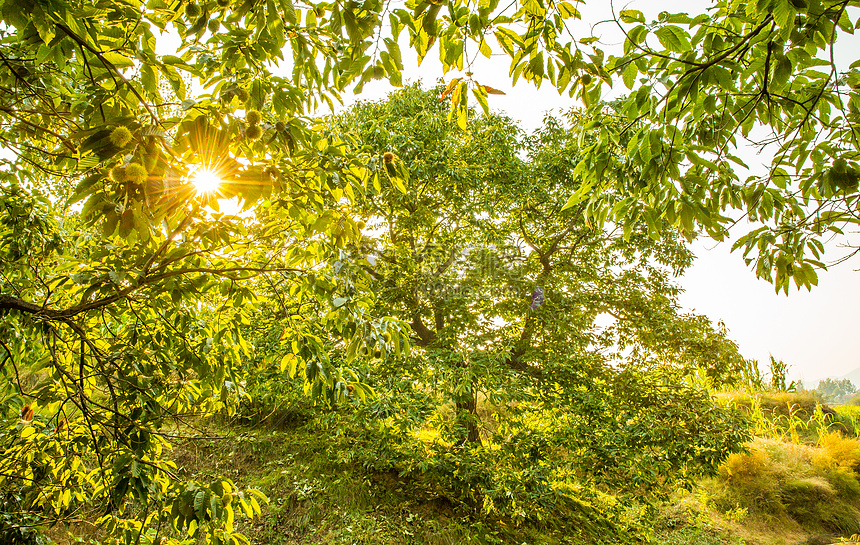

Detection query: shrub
xmin=822 ymin=466 xmax=860 ymax=499
xmin=718 ymin=450 xmax=771 ymax=483
xmin=719 ymin=390 xmax=828 ymax=426
xmin=779 ymin=477 xmax=859 ymax=534
xmin=781 ymin=477 xmax=834 ymax=503
xmin=814 ymin=431 xmax=860 ymax=470
xmin=714 ymin=445 xmax=784 ymax=514
xmin=757 ymin=391 xmax=825 ymax=417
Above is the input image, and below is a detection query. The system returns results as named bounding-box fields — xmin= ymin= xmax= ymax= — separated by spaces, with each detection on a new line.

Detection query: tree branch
xmin=0 ymin=266 xmax=306 ymax=321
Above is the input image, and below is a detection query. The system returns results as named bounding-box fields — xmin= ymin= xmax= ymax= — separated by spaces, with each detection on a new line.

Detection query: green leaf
xmin=771 ymin=0 xmax=794 ymax=29
xmin=390 ymin=176 xmax=408 ymax=193
xmin=472 ymin=85 xmax=489 ymax=114
xmin=456 ymin=105 xmax=468 ymax=130
xmin=479 ymin=38 xmax=492 ymax=58
xmin=655 ymin=25 xmax=692 ymax=52
xmin=556 ymin=1 xmax=580 ymax=19
xmin=622 ymin=61 xmax=637 ymax=89
xmin=279 ymin=353 xmax=296 ymax=374
xmin=562 ymin=179 xmax=594 ymax=210
xmin=523 ymin=0 xmax=546 ymax=17
xmin=771 ymin=55 xmax=792 ymax=90
xmin=619 ymin=9 xmax=644 ymax=23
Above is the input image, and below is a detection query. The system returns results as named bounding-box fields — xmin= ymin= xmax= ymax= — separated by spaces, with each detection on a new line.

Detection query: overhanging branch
xmin=0 ymin=265 xmax=306 ymax=320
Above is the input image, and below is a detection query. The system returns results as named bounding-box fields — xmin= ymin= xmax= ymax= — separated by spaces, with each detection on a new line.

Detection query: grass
xmin=653 ymin=392 xmax=860 ymax=545
xmin=158 ymin=397 xmax=860 ymax=545
xmin=719 ymin=390 xmax=825 ymax=418
xmin=184 ymin=388 xmax=860 ymax=544
xmin=716 ymin=390 xmax=858 ymax=442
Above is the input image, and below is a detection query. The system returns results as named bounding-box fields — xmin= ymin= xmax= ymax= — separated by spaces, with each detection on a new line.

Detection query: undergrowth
xmin=161 ymin=388 xmax=860 ymax=545
xmin=170 ymin=416 xmax=647 ymax=545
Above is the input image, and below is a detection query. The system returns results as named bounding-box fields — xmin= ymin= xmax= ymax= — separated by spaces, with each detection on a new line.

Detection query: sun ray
xmin=191 ymin=166 xmax=222 ymax=194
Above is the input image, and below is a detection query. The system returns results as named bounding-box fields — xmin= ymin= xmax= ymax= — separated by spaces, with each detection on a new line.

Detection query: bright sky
xmin=338 ymin=0 xmax=860 ymax=384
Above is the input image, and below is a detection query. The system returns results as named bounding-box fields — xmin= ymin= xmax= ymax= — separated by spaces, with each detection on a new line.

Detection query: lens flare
xmin=191 ymin=167 xmax=222 ymax=194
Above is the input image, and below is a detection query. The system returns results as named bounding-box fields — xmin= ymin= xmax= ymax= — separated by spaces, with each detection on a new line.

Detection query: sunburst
xmin=190 ymin=166 xmax=223 ymax=194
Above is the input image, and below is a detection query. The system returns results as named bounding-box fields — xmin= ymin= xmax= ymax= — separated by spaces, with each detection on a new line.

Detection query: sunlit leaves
xmin=655 ymin=25 xmax=693 ymax=52
xmin=619 ymin=9 xmax=644 ymax=24
xmin=323 ymin=86 xmax=749 ymax=497
xmin=382 ymin=0 xmax=860 ymax=292
xmin=2 ymin=0 xmax=857 ymax=541
xmin=544 ymin=2 xmax=859 ymax=293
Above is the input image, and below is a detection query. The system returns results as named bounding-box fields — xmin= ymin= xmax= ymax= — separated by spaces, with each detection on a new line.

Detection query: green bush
xmin=0 ymin=492 xmax=50 ymax=545
xmin=704 ymin=435 xmax=860 ymax=538
xmin=714 ymin=448 xmax=783 ymax=514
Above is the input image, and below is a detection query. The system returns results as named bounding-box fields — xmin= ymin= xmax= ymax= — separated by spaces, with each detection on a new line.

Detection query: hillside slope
xmin=155 ymin=398 xmax=860 ymax=545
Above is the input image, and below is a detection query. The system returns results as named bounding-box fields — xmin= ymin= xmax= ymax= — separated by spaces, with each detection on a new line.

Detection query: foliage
xmin=719 ymin=389 xmax=860 ymax=442
xmin=370 ymin=0 xmax=860 ymax=290
xmin=149 ymin=418 xmax=655 ymax=545
xmin=818 ymin=377 xmax=858 ymax=402
xmin=741 ymin=355 xmax=798 ymax=391
xmin=712 ymin=436 xmax=860 ymax=536
xmin=0 ymin=0 xmax=396 ymax=540
xmin=136 ymin=400 xmax=860 ymax=545
xmin=656 ymin=393 xmax=860 ymax=544
xmin=1 ymin=0 xmax=853 ymax=541
xmin=319 ymin=86 xmax=751 ymax=518
xmin=571 ymin=0 xmax=860 ymax=292
xmin=652 ymin=413 xmax=860 ymax=543
xmin=766 ymin=356 xmax=795 ymax=391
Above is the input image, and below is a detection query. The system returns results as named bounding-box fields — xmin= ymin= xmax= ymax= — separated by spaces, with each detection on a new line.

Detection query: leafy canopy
xmin=0 ymin=0 xmax=397 ymax=541
xmin=817 ymin=377 xmax=858 ymax=401
xmin=1 ymin=0 xmax=852 ymax=541
xmin=326 ymin=85 xmax=749 ymax=510
xmin=405 ymin=0 xmax=860 ymax=292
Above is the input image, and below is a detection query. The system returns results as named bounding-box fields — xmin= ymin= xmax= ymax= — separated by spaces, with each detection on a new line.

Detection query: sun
xmin=191 ymin=166 xmax=222 ymax=194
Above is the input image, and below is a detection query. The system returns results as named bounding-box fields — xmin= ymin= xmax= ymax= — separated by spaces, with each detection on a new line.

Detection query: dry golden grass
xmin=718 ymin=390 xmax=826 ymax=418
xmin=815 ymin=430 xmax=860 ymax=470
xmin=662 ymin=430 xmax=860 ymax=545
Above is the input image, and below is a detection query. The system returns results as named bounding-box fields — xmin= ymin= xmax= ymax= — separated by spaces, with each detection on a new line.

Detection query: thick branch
xmin=410 ymin=316 xmax=436 ymax=347
xmin=505 ymin=312 xmax=544 ymax=378
xmin=0 ymin=266 xmax=305 ymax=320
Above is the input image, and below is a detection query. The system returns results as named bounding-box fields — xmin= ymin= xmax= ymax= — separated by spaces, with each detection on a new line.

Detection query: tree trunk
xmin=454 ymin=361 xmax=480 ymax=445
xmin=410 ymin=304 xmax=480 ymax=444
